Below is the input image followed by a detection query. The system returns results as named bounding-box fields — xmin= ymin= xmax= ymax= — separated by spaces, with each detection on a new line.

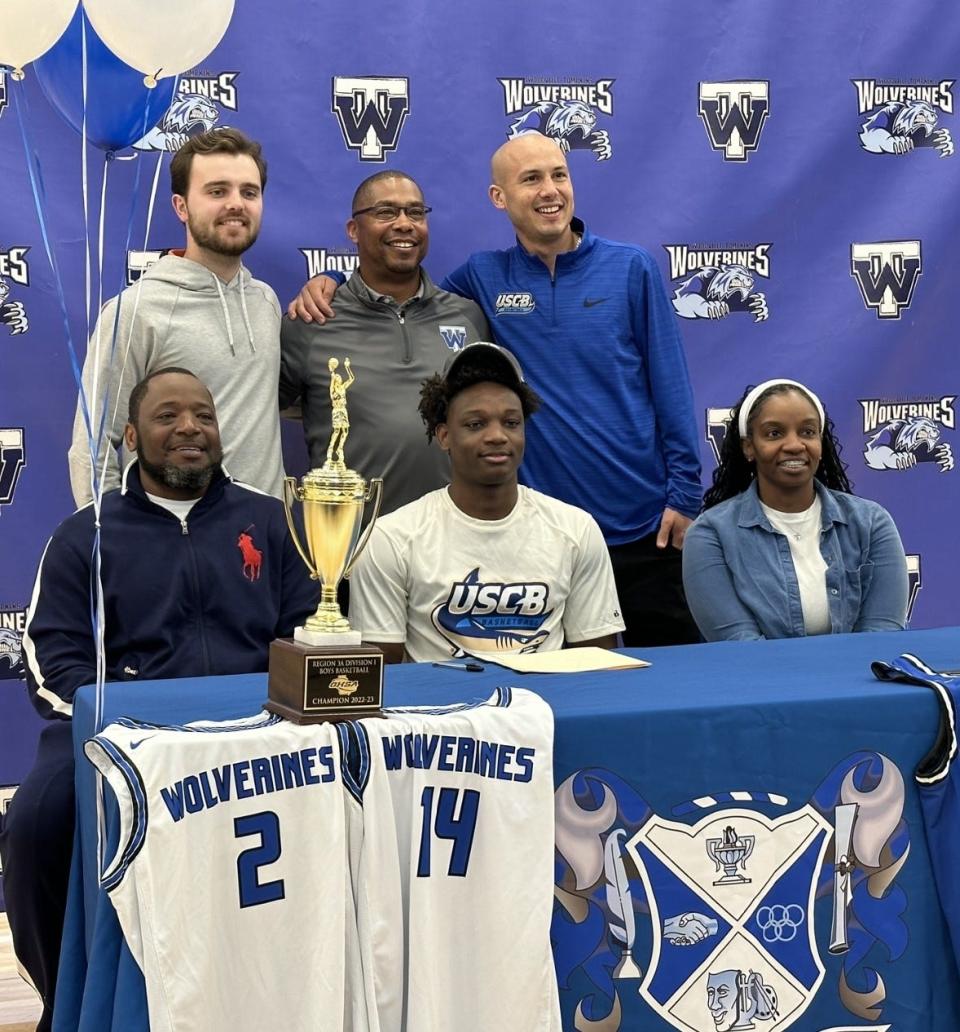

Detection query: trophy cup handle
xmin=283 ymin=476 xmax=319 ymax=578
xmin=343 ymin=477 xmax=384 ymax=579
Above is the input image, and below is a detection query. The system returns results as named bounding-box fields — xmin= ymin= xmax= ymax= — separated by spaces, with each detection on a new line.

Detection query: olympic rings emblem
xmin=756 ymin=904 xmax=805 ymax=942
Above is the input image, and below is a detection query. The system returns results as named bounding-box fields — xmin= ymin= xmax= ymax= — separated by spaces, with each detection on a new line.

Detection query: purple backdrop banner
xmin=2 ymin=1 xmax=957 ymax=885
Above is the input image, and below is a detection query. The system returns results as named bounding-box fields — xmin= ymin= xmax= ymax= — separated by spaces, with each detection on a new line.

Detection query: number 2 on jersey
xmin=417 ymin=786 xmax=480 ymax=877
xmin=234 ymin=811 xmax=285 ymax=908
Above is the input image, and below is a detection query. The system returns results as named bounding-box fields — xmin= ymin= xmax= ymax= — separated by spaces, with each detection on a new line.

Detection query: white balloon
xmin=0 ymin=0 xmax=78 ymax=76
xmin=82 ymin=0 xmax=235 ymax=85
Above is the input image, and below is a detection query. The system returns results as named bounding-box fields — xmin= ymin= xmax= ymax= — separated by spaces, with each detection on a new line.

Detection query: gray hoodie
xmin=69 ymin=253 xmax=285 ymax=504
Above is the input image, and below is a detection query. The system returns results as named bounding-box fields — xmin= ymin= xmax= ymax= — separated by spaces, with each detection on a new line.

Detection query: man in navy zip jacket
xmin=290 ymin=135 xmax=702 ymax=646
xmin=0 ymin=368 xmax=318 ymax=1031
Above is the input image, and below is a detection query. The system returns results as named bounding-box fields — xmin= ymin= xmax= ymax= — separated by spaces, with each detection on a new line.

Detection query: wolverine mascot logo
xmin=134 ymin=95 xmax=222 ymax=152
xmin=671 ymin=264 xmax=769 ymax=323
xmin=0 ymin=278 xmax=28 ymax=335
xmin=864 ymin=417 xmax=954 ymax=471
xmin=508 ymin=101 xmax=612 ymax=161
xmin=859 ymin=100 xmax=954 ymax=156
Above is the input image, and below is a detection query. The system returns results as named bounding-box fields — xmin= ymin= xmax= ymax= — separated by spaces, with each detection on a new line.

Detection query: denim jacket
xmin=682 ymin=481 xmax=908 ymax=641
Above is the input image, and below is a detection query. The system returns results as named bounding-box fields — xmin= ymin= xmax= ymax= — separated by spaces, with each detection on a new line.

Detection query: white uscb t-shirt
xmin=348 ymin=486 xmax=624 ymax=661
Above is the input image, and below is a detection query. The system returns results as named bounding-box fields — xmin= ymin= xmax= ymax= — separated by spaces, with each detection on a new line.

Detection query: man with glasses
xmin=289 ymin=139 xmax=702 ymax=647
xmin=279 ymin=171 xmax=489 ymax=515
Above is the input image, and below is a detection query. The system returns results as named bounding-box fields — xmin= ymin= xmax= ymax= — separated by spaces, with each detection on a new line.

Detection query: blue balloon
xmin=33 ymin=6 xmax=174 ymax=152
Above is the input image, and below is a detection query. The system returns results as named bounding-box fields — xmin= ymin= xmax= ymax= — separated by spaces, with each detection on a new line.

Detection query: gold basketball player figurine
xmin=268 ymin=356 xmax=384 ymax=722
xmin=326 ymin=357 xmax=354 ymax=468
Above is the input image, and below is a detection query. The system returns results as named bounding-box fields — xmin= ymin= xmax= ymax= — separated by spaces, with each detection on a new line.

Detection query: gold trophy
xmin=267 ymin=357 xmax=385 ymax=723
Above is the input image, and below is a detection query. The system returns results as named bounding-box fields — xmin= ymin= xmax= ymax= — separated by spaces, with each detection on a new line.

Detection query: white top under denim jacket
xmin=682 ymin=480 xmax=908 ymax=641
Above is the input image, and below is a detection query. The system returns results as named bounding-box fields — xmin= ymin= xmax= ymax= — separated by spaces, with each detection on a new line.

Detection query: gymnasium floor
xmin=0 ymin=912 xmax=40 ymax=1031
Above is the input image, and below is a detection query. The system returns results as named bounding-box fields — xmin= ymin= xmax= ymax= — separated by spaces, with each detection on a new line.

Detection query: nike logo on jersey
xmin=130 ymin=736 xmax=155 ymax=750
xmin=583 ymin=297 xmax=609 ymax=308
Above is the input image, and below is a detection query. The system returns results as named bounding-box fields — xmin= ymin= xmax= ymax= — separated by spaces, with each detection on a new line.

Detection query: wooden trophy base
xmin=267 ymin=638 xmax=384 ymax=723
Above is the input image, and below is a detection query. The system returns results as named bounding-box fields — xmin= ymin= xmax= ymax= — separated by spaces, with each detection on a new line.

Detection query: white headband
xmin=737 ymin=379 xmax=826 ymax=438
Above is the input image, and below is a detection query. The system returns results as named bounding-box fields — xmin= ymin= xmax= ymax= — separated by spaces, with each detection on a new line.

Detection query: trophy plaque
xmin=267 ymin=356 xmax=385 ymax=723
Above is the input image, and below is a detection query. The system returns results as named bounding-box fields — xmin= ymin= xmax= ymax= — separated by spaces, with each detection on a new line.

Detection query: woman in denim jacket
xmin=682 ymin=379 xmax=908 ymax=641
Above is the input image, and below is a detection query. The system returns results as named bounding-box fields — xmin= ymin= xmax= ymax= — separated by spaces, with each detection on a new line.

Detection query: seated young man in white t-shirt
xmin=348 ymin=341 xmax=625 ymax=662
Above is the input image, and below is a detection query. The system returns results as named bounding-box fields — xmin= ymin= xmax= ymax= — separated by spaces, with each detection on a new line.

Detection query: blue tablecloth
xmin=56 ymin=628 xmax=960 ymax=1031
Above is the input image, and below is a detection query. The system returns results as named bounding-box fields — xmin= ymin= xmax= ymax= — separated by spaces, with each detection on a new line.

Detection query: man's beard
xmin=187 ymin=213 xmax=259 ymax=257
xmin=138 ymin=450 xmax=222 ymax=494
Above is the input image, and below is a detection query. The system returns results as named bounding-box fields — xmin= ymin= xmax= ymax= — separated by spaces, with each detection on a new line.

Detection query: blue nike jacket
xmin=441 ymin=218 xmax=702 ymax=544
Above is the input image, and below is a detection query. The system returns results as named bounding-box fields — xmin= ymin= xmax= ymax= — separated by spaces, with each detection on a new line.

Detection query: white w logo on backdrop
xmin=850 ymin=241 xmax=922 ymax=319
xmin=0 ymin=429 xmax=26 ymax=506
xmin=700 ymin=82 xmax=770 ymax=161
xmin=331 ymin=76 xmax=410 ymax=161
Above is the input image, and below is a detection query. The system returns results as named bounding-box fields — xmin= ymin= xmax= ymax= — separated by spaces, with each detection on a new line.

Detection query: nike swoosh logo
xmin=583 ymin=297 xmax=608 ymax=308
xmin=130 ymin=737 xmax=154 ymax=750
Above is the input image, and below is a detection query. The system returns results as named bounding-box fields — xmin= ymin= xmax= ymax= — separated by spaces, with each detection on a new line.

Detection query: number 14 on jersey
xmin=417 ymin=786 xmax=480 ymax=877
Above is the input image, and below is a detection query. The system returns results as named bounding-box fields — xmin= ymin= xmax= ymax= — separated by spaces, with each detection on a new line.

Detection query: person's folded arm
xmin=21 ymin=533 xmax=97 ymax=720
xmin=682 ymin=519 xmax=765 ymax=642
xmin=853 ymin=506 xmax=909 ymax=632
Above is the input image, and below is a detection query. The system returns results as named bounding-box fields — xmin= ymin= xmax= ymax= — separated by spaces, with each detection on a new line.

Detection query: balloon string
xmin=93 ymin=92 xmax=166 ymax=740
xmin=92 ymin=157 xmax=111 ymax=511
xmin=92 ymin=88 xmax=156 ymax=737
xmin=12 ymin=74 xmax=115 ymax=876
xmin=81 ymin=10 xmax=92 ymax=353
xmin=92 ymin=92 xmax=149 ymax=501
xmin=11 ymin=81 xmax=91 ymax=452
xmin=107 ymin=150 xmax=165 ymax=455
xmin=89 ymin=93 xmax=160 ymax=876
xmin=76 ymin=12 xmax=110 ymax=872
xmin=92 ymin=154 xmax=110 ymax=752
xmin=103 ymin=94 xmax=167 ymax=507
xmin=88 ymin=166 xmax=110 ymax=888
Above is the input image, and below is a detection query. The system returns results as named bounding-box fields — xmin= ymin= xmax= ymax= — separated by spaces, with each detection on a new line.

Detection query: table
xmin=55 ymin=628 xmax=960 ymax=1031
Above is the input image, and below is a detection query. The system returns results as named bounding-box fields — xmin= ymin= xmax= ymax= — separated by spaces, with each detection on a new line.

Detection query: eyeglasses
xmin=351 ymin=204 xmax=432 ymax=222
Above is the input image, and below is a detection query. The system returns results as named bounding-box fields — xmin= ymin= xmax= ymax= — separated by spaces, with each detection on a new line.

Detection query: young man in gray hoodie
xmin=68 ymin=128 xmax=285 ymax=505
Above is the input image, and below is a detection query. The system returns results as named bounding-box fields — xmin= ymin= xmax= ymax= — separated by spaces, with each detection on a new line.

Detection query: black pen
xmin=432 ymin=661 xmax=484 ymax=672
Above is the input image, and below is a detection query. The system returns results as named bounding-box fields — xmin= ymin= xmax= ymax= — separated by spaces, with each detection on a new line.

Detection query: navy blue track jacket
xmin=23 ymin=463 xmax=319 ymax=719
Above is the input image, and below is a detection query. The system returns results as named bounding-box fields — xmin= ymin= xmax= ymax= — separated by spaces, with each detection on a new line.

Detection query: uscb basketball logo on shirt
xmin=664 ymin=243 xmax=771 ymax=324
xmin=134 ymin=70 xmax=240 ymax=152
xmin=299 ymin=246 xmax=359 ymax=279
xmin=498 ymin=76 xmax=614 ymax=161
xmin=432 ymin=568 xmax=552 ymax=656
xmin=852 ymin=78 xmax=954 ymax=157
xmin=0 ymin=246 xmax=31 ymax=336
xmin=495 ymin=292 xmax=535 ymax=316
xmin=699 ymin=81 xmax=770 ymax=162
xmin=860 ymin=394 xmax=955 ymax=473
